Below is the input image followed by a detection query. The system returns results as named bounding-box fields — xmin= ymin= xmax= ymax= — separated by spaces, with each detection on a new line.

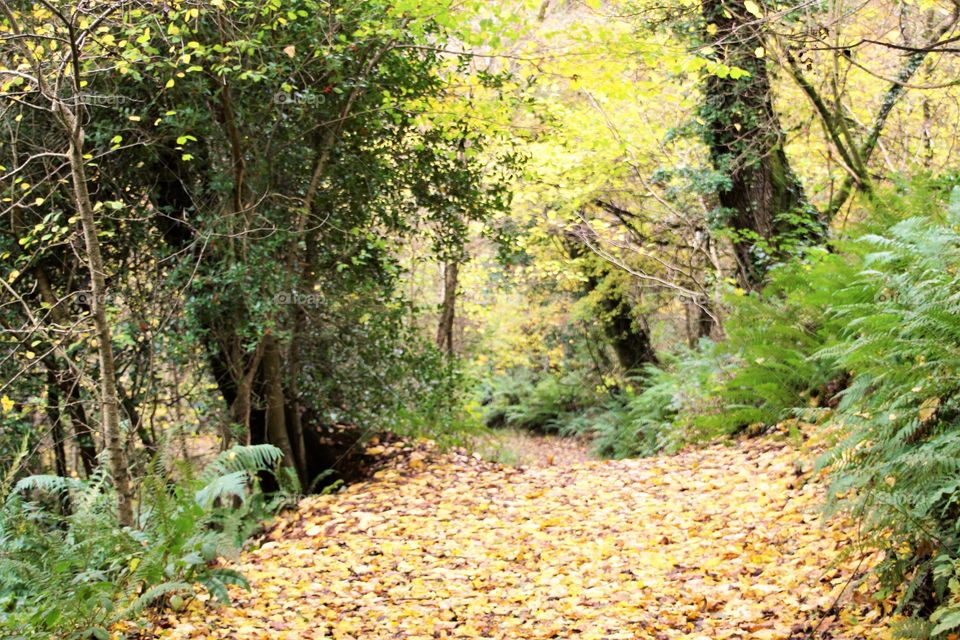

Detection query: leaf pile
xmin=149 ymin=437 xmax=893 ymax=639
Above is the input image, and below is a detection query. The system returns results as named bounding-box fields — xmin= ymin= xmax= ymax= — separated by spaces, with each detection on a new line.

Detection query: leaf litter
xmin=149 ymin=435 xmax=893 ymax=639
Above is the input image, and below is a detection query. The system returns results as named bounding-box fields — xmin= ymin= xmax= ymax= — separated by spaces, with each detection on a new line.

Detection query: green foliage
xmin=0 ymin=445 xmax=285 ymax=639
xmin=588 ymin=182 xmax=958 ymax=464
xmin=481 ymin=368 xmax=603 ymax=433
xmin=693 ymin=250 xmax=860 ymax=433
xmin=382 ymin=349 xmax=487 ymax=447
xmin=816 ymin=189 xmax=960 ymax=635
xmin=566 ymin=348 xmax=725 ymax=458
xmin=0 ymin=0 xmax=519 ymax=523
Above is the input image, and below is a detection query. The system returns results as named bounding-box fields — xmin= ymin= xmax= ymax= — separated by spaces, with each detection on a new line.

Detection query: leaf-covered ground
xmin=149 ymin=436 xmax=892 ymax=639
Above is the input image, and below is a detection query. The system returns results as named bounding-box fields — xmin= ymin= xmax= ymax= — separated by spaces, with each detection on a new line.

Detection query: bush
xmin=604 ymin=178 xmax=960 ymax=461
xmin=816 ymin=189 xmax=960 ymax=635
xmin=568 ymin=346 xmax=729 ymax=458
xmin=0 ymin=445 xmax=286 ymax=640
xmin=481 ymin=368 xmax=602 ymax=432
xmin=580 ymin=247 xmax=864 ymax=460
xmin=692 ymin=249 xmax=862 ymax=435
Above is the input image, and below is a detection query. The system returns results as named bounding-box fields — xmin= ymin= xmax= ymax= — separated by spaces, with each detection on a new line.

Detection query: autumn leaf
xmin=919 ymin=396 xmax=941 ymax=423
xmin=155 ymin=435 xmax=892 ymax=639
xmin=743 ymin=0 xmax=763 ymax=18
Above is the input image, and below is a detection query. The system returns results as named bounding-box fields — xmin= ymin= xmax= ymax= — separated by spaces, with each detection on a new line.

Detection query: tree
xmin=780 ymin=0 xmax=960 ymax=220
xmin=0 ymin=0 xmax=134 ymax=524
xmin=696 ymin=0 xmax=960 ymax=287
xmin=699 ymin=0 xmax=824 ymax=288
xmin=75 ymin=0 xmax=514 ymax=487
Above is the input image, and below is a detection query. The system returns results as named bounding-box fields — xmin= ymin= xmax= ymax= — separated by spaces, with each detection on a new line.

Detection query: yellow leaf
xmin=919 ymin=396 xmax=941 ymax=423
xmin=743 ymin=0 xmax=763 ymax=18
xmin=1 ymin=396 xmax=13 ymax=413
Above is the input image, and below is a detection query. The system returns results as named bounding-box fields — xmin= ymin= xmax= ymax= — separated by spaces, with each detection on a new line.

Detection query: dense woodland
xmin=4 ymin=0 xmax=960 ymax=637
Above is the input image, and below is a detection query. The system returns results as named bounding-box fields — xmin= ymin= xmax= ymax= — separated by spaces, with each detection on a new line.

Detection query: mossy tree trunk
xmin=564 ymin=227 xmax=658 ymax=372
xmin=700 ymin=0 xmax=825 ymax=289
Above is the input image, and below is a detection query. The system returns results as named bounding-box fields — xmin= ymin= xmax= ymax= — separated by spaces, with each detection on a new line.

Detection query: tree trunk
xmin=34 ymin=270 xmax=99 ymax=476
xmin=261 ymin=333 xmax=299 ymax=480
xmin=596 ymin=285 xmax=658 ymax=371
xmin=64 ymin=371 xmax=98 ymax=477
xmin=120 ymin=386 xmax=157 ymax=457
xmin=229 ymin=343 xmax=264 ymax=448
xmin=685 ymin=296 xmax=715 ymax=348
xmin=40 ymin=357 xmax=98 ymax=477
xmin=60 ymin=105 xmax=134 ymax=527
xmin=701 ymin=0 xmax=824 ymax=289
xmin=44 ymin=370 xmax=72 ymax=513
xmin=284 ymin=304 xmax=309 ymax=480
xmin=564 ymin=227 xmax=658 ymax=372
xmin=436 ymin=260 xmax=459 ymax=355
xmin=45 ymin=370 xmax=69 ymax=480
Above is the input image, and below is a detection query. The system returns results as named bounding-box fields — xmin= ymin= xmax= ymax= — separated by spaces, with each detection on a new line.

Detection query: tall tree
xmin=80 ymin=0 xmax=513 ymax=487
xmin=0 ymin=0 xmax=134 ymax=524
xmin=700 ymin=0 xmax=824 ymax=288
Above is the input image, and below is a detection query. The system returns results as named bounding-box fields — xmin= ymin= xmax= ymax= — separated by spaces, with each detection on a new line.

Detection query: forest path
xmin=471 ymin=429 xmax=595 ymax=467
xmin=152 ymin=437 xmax=889 ymax=640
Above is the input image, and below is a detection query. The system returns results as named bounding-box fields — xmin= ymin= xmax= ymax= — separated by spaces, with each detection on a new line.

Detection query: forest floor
xmin=145 ymin=431 xmax=893 ymax=640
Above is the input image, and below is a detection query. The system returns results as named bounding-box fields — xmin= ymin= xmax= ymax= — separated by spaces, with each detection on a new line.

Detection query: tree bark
xmin=59 ymin=104 xmax=134 ymax=526
xmin=685 ymin=296 xmax=715 ymax=348
xmin=595 ymin=284 xmax=658 ymax=371
xmin=33 ymin=270 xmax=99 ymax=475
xmin=261 ymin=333 xmax=299 ymax=480
xmin=284 ymin=304 xmax=309 ymax=482
xmin=701 ymin=0 xmax=824 ymax=289
xmin=436 ymin=261 xmax=459 ymax=355
xmin=45 ymin=370 xmax=69 ymax=480
xmin=44 ymin=369 xmax=72 ymax=513
xmin=119 ymin=384 xmax=157 ymax=457
xmin=229 ymin=342 xmax=264 ymax=448
xmin=63 ymin=369 xmax=98 ymax=477
xmin=564 ymin=228 xmax=658 ymax=372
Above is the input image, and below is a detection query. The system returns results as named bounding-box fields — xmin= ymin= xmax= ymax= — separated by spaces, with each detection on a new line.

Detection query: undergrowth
xmin=0 ymin=444 xmax=288 ymax=640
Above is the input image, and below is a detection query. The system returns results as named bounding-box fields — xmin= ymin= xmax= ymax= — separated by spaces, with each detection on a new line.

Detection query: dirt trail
xmin=149 ymin=436 xmax=888 ymax=640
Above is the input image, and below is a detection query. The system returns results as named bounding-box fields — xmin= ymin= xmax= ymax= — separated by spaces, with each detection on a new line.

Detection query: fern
xmin=195 ymin=471 xmax=252 ymax=509
xmin=122 ymin=581 xmax=192 ymax=618
xmin=815 ymin=187 xmax=960 ymax=636
xmin=0 ymin=444 xmax=286 ymax=639
xmin=201 ymin=444 xmax=283 ymax=483
xmin=12 ymin=474 xmax=85 ymax=495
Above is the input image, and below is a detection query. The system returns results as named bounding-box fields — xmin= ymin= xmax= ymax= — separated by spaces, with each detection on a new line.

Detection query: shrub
xmin=585 ymin=247 xmax=864 ymax=460
xmin=481 ymin=368 xmax=602 ymax=432
xmin=692 ymin=249 xmax=862 ymax=435
xmin=0 ymin=445 xmax=286 ymax=640
xmin=563 ymin=347 xmax=726 ymax=458
xmin=816 ymin=190 xmax=960 ymax=635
